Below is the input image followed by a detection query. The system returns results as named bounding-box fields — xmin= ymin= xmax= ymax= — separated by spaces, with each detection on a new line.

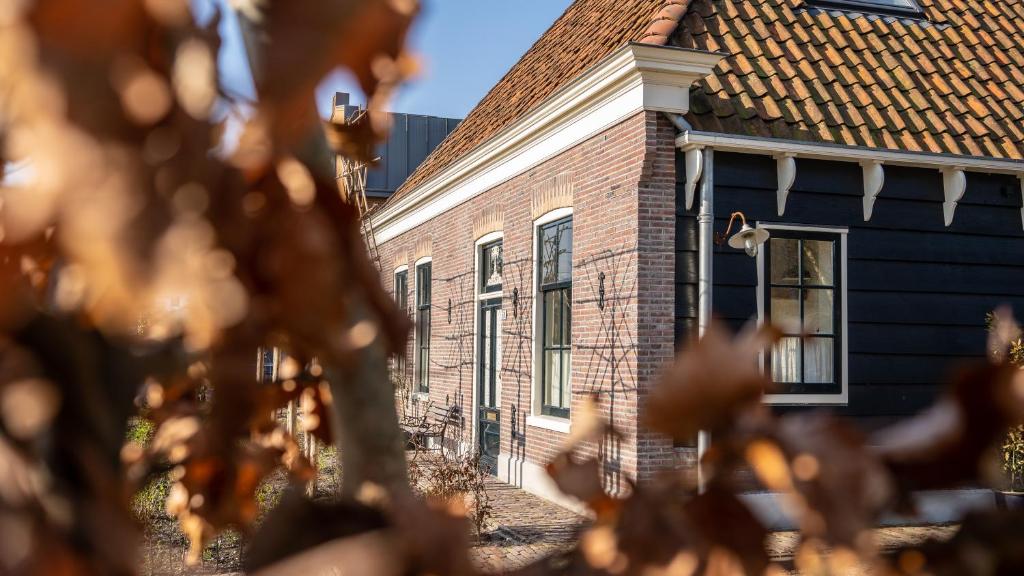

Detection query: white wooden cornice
xmin=370 ymin=44 xmax=726 ymax=242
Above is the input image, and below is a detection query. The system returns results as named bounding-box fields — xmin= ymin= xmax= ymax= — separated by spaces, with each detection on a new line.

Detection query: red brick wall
xmin=376 ymin=111 xmax=678 ymax=489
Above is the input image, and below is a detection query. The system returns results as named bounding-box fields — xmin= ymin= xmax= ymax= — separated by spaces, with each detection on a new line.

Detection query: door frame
xmin=471 ymin=231 xmax=503 ymax=456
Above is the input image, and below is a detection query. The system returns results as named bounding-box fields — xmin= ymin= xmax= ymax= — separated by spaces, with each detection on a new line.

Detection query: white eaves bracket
xmin=1019 ymin=175 xmax=1024 ymax=231
xmin=776 ymin=154 xmax=796 ymax=216
xmin=942 ymin=168 xmax=966 ymax=227
xmin=683 ymin=145 xmax=704 ymax=211
xmin=862 ymin=161 xmax=884 ymax=221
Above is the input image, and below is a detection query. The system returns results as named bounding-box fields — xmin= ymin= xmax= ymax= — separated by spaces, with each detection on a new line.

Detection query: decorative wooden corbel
xmin=683 ymin=145 xmax=703 ymax=211
xmin=1019 ymin=175 xmax=1024 ymax=231
xmin=776 ymin=154 xmax=796 ymax=216
xmin=861 ymin=161 xmax=884 ymax=221
xmin=942 ymin=168 xmax=966 ymax=227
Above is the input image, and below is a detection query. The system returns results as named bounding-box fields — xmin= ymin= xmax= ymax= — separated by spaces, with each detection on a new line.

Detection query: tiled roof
xmin=389 ymin=0 xmax=688 ymax=203
xmin=391 ymin=0 xmax=1024 ymax=206
xmin=677 ymin=0 xmax=1024 ymax=159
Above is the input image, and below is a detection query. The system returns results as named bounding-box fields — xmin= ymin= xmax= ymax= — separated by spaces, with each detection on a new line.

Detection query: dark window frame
xmin=415 ymin=262 xmax=431 ymax=394
xmin=763 ymin=230 xmax=843 ymax=396
xmin=537 ymin=217 xmax=572 ymax=419
xmin=807 ymin=0 xmax=924 ymax=17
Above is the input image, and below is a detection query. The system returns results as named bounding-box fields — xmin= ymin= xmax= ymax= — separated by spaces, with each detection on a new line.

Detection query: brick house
xmin=371 ymin=0 xmax=1024 ymax=507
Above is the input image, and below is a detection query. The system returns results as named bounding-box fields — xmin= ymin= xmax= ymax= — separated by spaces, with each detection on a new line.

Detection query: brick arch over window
xmin=473 ymin=207 xmax=504 ymax=241
xmin=413 ymin=237 xmax=432 ymax=262
xmin=531 ymin=173 xmax=574 ymax=220
xmin=392 ymin=250 xmax=408 ymax=270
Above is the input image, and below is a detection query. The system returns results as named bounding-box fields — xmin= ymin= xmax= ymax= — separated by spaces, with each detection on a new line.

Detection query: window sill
xmin=412 ymin=392 xmax=430 ymax=404
xmin=763 ymin=393 xmax=847 ymax=406
xmin=526 ymin=414 xmax=571 ymax=434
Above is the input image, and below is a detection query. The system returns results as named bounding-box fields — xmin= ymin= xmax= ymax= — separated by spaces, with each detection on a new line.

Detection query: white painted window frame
xmin=471 ymin=231 xmax=504 ymax=448
xmin=528 ymin=207 xmax=574 ymax=433
xmin=412 ymin=256 xmax=432 ymax=402
xmin=756 ymin=223 xmax=849 ymax=405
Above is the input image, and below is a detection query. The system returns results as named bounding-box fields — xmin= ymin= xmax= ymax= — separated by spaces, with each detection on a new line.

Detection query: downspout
xmin=696 ymin=147 xmax=713 ymax=493
xmin=664 ymin=112 xmax=712 ymax=493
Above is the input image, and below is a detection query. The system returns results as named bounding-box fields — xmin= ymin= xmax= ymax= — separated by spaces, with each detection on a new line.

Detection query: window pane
xmin=804 ymin=289 xmax=834 ymax=335
xmin=395 ymin=272 xmax=407 ymax=310
xmin=772 ymin=337 xmax=801 ymax=383
xmin=540 ymin=219 xmax=572 ymax=285
xmin=544 ymin=350 xmax=562 ymax=407
xmin=802 ymin=240 xmax=834 ymax=285
xmin=417 ymin=264 xmax=431 ymax=304
xmin=804 ymin=338 xmax=834 ymax=384
xmin=770 ymin=287 xmax=800 ymax=331
xmin=481 ymin=241 xmax=503 ymax=291
xmin=560 ymin=350 xmax=571 ymax=409
xmin=483 ymin=313 xmax=492 ymax=404
xmin=557 ymin=221 xmax=572 ymax=283
xmin=562 ymin=288 xmax=572 ymax=345
xmin=770 ymin=239 xmax=800 ymax=285
xmin=544 ymin=291 xmax=562 ymax=346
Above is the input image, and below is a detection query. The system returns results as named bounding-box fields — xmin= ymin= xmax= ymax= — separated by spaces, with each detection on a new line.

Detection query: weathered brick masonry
xmin=378 ymin=111 xmax=681 ymax=491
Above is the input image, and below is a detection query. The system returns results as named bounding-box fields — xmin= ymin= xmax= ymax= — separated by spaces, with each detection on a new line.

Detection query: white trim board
xmin=756 ymin=223 xmax=849 ymax=405
xmin=676 ymin=131 xmax=1024 ymax=175
xmin=370 ymin=44 xmax=725 ymax=244
xmin=531 ymin=207 xmax=574 ymax=424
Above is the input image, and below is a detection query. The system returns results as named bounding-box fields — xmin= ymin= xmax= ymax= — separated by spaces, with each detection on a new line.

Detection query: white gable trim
xmin=370 ymin=43 xmax=725 ymax=243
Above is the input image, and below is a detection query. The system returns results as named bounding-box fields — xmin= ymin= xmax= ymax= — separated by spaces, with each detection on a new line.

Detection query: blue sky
xmin=199 ymin=0 xmax=574 ymax=121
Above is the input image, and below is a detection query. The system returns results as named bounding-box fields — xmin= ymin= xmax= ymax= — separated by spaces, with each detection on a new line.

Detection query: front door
xmin=477 ymin=298 xmax=501 ymax=475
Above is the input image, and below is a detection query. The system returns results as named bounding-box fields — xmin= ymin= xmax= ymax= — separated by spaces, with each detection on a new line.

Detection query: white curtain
xmin=772 ymin=338 xmax=800 ymax=383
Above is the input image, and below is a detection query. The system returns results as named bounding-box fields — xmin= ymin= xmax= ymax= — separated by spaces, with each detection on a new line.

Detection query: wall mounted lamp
xmin=512 ymin=287 xmax=519 ymax=318
xmin=716 ymin=211 xmax=770 ymax=257
xmin=598 ymin=272 xmax=606 ymax=310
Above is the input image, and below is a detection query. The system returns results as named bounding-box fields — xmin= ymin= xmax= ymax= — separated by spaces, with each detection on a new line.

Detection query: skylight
xmin=809 ymin=0 xmax=924 ymax=16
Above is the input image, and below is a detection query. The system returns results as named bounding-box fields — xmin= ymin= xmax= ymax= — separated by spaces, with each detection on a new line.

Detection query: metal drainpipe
xmin=696 ymin=147 xmax=714 ymax=493
xmin=663 ymin=112 xmax=713 ymax=493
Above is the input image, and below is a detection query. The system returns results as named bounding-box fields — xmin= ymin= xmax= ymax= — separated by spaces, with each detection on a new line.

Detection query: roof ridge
xmin=639 ymin=0 xmax=692 ymax=45
xmin=388 ymin=0 xmax=685 ymax=205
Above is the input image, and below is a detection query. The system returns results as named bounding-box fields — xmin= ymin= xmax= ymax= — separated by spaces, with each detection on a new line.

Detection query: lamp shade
xmin=727 ymin=224 xmax=770 ymax=257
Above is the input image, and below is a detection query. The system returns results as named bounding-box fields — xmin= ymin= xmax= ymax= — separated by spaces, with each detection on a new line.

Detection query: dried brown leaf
xmin=644 ymin=321 xmax=780 ymax=442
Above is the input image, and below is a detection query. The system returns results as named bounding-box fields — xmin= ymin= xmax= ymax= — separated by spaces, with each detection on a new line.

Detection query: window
xmin=538 ymin=217 xmax=572 ymax=418
xmin=394 ymin=268 xmax=408 ymax=375
xmin=260 ymin=347 xmax=276 ymax=382
xmin=761 ymin=226 xmax=847 ymax=403
xmin=415 ymin=262 xmax=431 ymax=393
xmin=480 ymin=240 xmax=503 ymax=294
xmin=808 ymin=0 xmax=923 ymax=16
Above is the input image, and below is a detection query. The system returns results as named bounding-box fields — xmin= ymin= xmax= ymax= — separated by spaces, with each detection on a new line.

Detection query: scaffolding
xmin=333 ymin=105 xmax=383 ymax=272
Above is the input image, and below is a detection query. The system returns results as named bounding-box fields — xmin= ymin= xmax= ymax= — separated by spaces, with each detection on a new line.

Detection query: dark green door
xmin=478 ymin=298 xmax=501 ymax=475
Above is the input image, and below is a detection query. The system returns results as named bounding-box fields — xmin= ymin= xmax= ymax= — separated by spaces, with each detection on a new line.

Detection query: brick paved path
xmin=471 ymin=477 xmax=589 ymax=572
xmin=468 ymin=475 xmax=957 ymax=574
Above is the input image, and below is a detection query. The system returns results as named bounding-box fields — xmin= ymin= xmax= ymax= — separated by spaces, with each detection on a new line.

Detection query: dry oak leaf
xmin=764 ymin=413 xmax=894 ymax=552
xmin=873 ymin=360 xmax=1024 ymax=497
xmin=644 ymin=321 xmax=780 ymax=442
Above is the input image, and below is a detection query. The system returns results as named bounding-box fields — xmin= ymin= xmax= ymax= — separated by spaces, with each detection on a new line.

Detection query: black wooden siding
xmin=676 ymin=151 xmax=1024 ymax=425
